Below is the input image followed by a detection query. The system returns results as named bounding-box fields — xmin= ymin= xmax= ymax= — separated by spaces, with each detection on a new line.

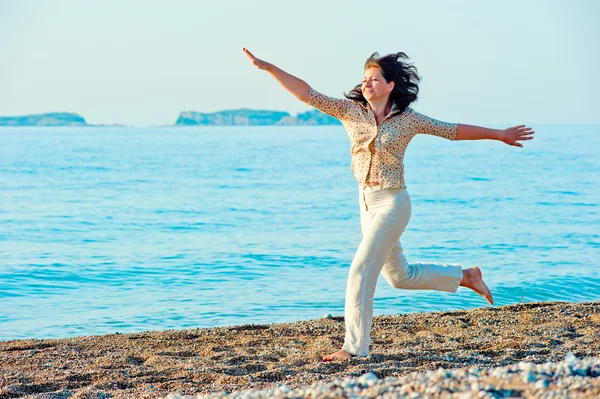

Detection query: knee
xmin=347 ymin=266 xmax=377 ymax=295
xmin=348 ymin=268 xmax=367 ymax=287
xmin=387 ymin=266 xmax=415 ymax=289
xmin=388 ymin=277 xmax=409 ymax=289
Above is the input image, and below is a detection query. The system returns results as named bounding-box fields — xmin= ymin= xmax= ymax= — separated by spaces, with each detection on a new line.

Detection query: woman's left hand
xmin=502 ymin=125 xmax=535 ymax=148
xmin=243 ymin=48 xmax=271 ymax=71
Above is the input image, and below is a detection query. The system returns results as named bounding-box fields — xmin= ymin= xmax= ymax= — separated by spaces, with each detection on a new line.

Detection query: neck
xmin=367 ymin=98 xmax=391 ymax=121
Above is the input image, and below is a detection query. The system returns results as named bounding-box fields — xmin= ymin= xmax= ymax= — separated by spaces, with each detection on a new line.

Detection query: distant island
xmin=0 ymin=109 xmax=342 ymax=127
xmin=0 ymin=113 xmax=87 ymax=126
xmin=175 ymin=108 xmax=341 ymax=126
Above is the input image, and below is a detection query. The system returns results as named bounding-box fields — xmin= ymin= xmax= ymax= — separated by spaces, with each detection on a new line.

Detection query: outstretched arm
xmin=243 ymin=48 xmax=310 ymax=104
xmin=455 ymin=124 xmax=535 ymax=148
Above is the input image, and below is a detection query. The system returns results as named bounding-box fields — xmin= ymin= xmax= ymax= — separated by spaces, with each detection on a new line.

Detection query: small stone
xmin=518 ymin=362 xmax=533 ymax=372
xmin=436 ymin=368 xmax=450 ymax=378
xmin=278 ymin=385 xmax=290 ymax=393
xmin=522 ymin=371 xmax=536 ymax=383
xmin=341 ymin=379 xmax=356 ymax=389
xmin=358 ymin=372 xmax=378 ymax=387
xmin=426 ymin=386 xmax=441 ymax=394
xmin=565 ymin=352 xmax=576 ymax=363
xmin=535 ymin=379 xmax=549 ymax=389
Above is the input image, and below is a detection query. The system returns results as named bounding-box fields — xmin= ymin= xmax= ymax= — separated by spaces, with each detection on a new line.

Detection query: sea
xmin=1 ymin=124 xmax=598 ymax=340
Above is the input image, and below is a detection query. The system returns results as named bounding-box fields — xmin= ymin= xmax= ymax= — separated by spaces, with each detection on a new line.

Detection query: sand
xmin=1 ymin=301 xmax=599 ymax=398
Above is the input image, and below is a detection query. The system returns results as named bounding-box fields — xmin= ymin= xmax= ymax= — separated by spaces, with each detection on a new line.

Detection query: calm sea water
xmin=1 ymin=125 xmax=599 ymax=340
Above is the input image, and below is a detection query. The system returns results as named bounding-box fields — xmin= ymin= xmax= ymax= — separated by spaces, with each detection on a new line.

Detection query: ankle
xmin=460 ymin=268 xmax=473 ymax=287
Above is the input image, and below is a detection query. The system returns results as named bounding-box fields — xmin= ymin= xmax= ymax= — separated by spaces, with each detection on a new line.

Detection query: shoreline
xmin=1 ymin=301 xmax=598 ymax=398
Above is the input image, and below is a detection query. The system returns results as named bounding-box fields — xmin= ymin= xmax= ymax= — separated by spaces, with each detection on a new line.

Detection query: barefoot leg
xmin=460 ymin=266 xmax=493 ymax=305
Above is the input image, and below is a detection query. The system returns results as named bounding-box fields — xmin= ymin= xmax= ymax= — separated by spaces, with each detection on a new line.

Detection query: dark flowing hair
xmin=344 ymin=52 xmax=421 ymax=113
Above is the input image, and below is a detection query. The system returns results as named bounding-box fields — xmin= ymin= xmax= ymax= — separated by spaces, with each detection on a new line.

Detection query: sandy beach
xmin=1 ymin=301 xmax=599 ymax=398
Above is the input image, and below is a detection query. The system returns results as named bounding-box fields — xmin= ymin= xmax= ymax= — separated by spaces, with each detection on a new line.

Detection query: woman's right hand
xmin=243 ymin=48 xmax=270 ymax=71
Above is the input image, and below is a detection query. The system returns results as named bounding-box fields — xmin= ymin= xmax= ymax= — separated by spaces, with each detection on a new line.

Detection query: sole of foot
xmin=472 ymin=266 xmax=493 ymax=305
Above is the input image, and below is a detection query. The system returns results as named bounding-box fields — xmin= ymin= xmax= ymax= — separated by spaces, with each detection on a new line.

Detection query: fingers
xmin=242 ymin=47 xmax=268 ymax=71
xmin=506 ymin=125 xmax=534 ymax=148
xmin=515 ymin=125 xmax=535 ymax=140
xmin=242 ymin=47 xmax=256 ymax=60
xmin=516 ymin=127 xmax=535 ymax=139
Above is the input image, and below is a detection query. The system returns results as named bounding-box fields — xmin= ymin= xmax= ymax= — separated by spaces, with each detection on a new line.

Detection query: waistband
xmin=361 ymin=184 xmax=383 ymax=192
xmin=360 ymin=184 xmax=408 ymax=192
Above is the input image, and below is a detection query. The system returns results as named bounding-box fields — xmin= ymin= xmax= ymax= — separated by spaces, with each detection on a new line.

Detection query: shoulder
xmin=309 ymin=87 xmax=353 ymax=106
xmin=402 ymin=106 xmax=430 ymax=122
xmin=404 ymin=106 xmax=418 ymax=116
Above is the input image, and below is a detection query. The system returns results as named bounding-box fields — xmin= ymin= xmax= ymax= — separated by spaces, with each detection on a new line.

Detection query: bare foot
xmin=460 ymin=266 xmax=494 ymax=305
xmin=323 ymin=349 xmax=354 ymax=362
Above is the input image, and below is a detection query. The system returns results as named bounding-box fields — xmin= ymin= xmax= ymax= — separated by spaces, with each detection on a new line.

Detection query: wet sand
xmin=1 ymin=301 xmax=599 ymax=398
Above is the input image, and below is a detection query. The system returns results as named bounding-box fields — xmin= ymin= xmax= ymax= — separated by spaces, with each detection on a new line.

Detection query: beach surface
xmin=1 ymin=301 xmax=598 ymax=398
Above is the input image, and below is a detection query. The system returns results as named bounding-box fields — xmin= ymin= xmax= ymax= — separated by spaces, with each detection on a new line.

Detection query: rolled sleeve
xmin=408 ymin=108 xmax=458 ymax=141
xmin=307 ymin=87 xmax=351 ymax=121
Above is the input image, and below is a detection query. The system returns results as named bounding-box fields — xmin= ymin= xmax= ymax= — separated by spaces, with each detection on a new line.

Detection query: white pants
xmin=341 ymin=185 xmax=463 ymax=356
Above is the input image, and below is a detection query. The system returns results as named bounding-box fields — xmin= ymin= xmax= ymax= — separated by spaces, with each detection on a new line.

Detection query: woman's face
xmin=361 ymin=67 xmax=395 ymax=103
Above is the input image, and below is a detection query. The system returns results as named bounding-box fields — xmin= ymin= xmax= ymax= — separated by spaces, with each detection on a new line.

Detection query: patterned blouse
xmin=307 ymin=87 xmax=459 ymax=189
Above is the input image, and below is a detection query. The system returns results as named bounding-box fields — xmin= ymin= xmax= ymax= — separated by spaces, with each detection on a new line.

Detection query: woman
xmin=243 ymin=48 xmax=535 ymax=362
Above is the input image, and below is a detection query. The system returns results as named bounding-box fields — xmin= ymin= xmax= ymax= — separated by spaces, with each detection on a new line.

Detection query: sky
xmin=0 ymin=0 xmax=598 ymax=126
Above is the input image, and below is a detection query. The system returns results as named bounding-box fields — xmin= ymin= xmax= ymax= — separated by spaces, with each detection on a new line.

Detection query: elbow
xmin=298 ymin=93 xmax=310 ymax=104
xmin=453 ymin=124 xmax=462 ymax=141
xmin=298 ymin=86 xmax=311 ymax=104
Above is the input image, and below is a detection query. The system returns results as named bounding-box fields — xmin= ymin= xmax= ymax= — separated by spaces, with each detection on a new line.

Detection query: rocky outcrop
xmin=0 ymin=113 xmax=87 ymax=126
xmin=175 ymin=108 xmax=341 ymax=126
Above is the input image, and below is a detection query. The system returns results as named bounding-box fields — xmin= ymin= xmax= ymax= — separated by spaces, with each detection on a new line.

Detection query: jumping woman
xmin=243 ymin=48 xmax=535 ymax=362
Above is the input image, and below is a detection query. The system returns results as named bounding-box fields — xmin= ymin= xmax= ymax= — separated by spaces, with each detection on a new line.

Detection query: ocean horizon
xmin=1 ymin=124 xmax=598 ymax=341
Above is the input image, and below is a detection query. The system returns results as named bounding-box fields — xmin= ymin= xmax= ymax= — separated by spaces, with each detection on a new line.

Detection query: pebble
xmin=357 ymin=372 xmax=378 ymax=387
xmin=535 ymin=379 xmax=549 ymax=389
xmin=518 ymin=361 xmax=533 ymax=372
xmin=161 ymin=355 xmax=600 ymax=399
xmin=341 ymin=379 xmax=355 ymax=389
xmin=522 ymin=371 xmax=536 ymax=383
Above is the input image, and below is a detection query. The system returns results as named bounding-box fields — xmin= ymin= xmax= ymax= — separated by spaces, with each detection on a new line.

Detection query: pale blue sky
xmin=1 ymin=0 xmax=598 ymax=126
